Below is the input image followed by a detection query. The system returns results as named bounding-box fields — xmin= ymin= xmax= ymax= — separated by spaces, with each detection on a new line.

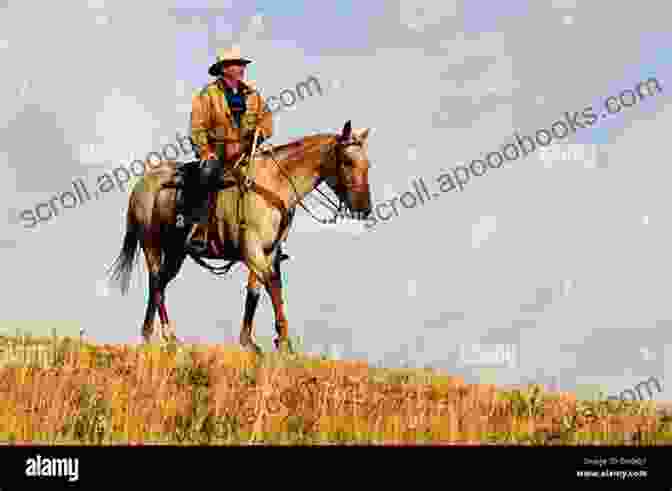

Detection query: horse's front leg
xmin=268 ymin=247 xmax=291 ymax=353
xmin=240 ymin=270 xmax=263 ymax=355
xmin=242 ymin=232 xmax=293 ymax=355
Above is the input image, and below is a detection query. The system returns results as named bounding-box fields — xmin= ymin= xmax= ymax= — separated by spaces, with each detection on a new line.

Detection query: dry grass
xmin=1 ymin=333 xmax=671 ymax=445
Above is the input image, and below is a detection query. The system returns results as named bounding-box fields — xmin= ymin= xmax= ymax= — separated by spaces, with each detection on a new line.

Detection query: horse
xmin=106 ymin=121 xmax=372 ymax=354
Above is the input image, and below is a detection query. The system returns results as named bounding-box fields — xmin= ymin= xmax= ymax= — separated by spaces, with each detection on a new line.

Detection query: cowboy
xmin=188 ymin=46 xmax=273 ymax=254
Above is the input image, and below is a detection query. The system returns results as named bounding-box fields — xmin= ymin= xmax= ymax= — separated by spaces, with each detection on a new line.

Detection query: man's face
xmin=220 ymin=62 xmax=246 ymax=81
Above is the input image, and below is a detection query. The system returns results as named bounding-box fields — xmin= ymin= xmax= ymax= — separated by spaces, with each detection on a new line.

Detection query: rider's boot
xmin=188 ymin=158 xmax=222 ymax=255
xmin=188 ymin=191 xmax=216 ymax=255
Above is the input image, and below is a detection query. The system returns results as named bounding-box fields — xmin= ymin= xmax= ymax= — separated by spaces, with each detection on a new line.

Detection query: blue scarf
xmin=224 ymin=86 xmax=246 ymax=128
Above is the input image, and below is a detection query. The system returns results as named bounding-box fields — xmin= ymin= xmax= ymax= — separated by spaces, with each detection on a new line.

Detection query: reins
xmin=186 ymin=132 xmax=349 ymax=274
xmin=261 ymin=136 xmax=347 ymax=225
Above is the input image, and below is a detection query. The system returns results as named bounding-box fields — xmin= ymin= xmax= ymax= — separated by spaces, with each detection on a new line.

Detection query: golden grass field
xmin=1 ymin=331 xmax=671 ymax=445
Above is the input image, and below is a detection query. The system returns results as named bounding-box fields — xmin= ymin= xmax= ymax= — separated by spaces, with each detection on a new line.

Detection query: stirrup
xmin=186 ymin=224 xmax=206 ymax=253
xmin=189 ymin=240 xmax=208 ymax=255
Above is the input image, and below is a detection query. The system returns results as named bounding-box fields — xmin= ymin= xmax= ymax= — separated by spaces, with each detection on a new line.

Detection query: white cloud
xmin=399 ymin=1 xmax=458 ymax=32
xmin=175 ymin=79 xmax=187 ymax=97
xmin=407 ymin=145 xmax=418 ymax=161
xmin=237 ymin=14 xmax=265 ymax=46
xmin=176 ymin=103 xmax=192 ymax=114
xmin=408 ymin=279 xmax=417 ymax=298
xmin=329 ymin=344 xmax=342 ymax=360
xmin=538 ymin=147 xmax=555 ymax=168
xmin=77 ymin=143 xmax=103 ymax=166
xmin=473 ymin=55 xmax=519 ymax=99
xmin=0 ymin=152 xmax=16 ymax=197
xmin=249 ymin=13 xmax=264 ymax=31
xmin=382 ymin=183 xmax=397 ymax=200
xmin=551 ymin=0 xmax=578 ymax=9
xmin=471 ymin=215 xmax=497 ymax=249
xmin=17 ymin=79 xmax=30 ymax=98
xmin=90 ymin=88 xmax=160 ymax=166
xmin=640 ymin=346 xmax=656 ymax=361
xmin=561 ymin=279 xmax=574 ymax=297
xmin=95 ymin=279 xmax=110 ymax=298
xmin=213 ymin=19 xmax=234 ymax=44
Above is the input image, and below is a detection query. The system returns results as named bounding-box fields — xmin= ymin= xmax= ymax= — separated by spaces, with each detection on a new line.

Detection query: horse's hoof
xmin=165 ymin=338 xmax=181 ymax=348
xmin=250 ymin=344 xmax=263 ymax=356
xmin=274 ymin=338 xmax=294 ymax=355
xmin=240 ymin=338 xmax=263 ymax=356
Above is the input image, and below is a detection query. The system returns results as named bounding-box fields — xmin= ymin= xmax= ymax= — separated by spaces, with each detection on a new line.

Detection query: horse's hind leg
xmin=141 ymin=238 xmax=163 ymax=343
xmin=157 ymin=248 xmax=187 ymax=343
xmin=141 ymin=244 xmax=185 ymax=344
xmin=141 ymin=274 xmax=159 ymax=343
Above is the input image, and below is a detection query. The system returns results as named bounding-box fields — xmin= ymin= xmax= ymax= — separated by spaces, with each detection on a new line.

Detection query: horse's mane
xmin=265 ymin=133 xmax=337 ymax=171
xmin=266 ymin=133 xmax=334 ymax=156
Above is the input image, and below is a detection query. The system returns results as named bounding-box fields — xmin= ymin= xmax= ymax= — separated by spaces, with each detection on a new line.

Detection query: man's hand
xmin=224 ymin=142 xmax=242 ymax=161
xmin=258 ymin=142 xmax=272 ymax=152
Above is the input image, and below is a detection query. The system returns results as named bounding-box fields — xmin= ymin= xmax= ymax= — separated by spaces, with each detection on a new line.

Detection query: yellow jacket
xmin=190 ymin=78 xmax=273 ymax=160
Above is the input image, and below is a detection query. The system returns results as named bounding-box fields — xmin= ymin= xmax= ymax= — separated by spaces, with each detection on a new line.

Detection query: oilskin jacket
xmin=190 ymin=78 xmax=273 ymax=161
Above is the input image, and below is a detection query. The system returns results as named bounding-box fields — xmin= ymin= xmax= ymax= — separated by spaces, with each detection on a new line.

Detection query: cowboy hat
xmin=208 ymin=46 xmax=253 ymax=76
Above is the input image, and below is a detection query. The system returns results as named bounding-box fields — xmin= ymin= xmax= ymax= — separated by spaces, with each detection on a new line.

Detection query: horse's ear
xmin=355 ymin=128 xmax=370 ymax=141
xmin=341 ymin=120 xmax=352 ymax=140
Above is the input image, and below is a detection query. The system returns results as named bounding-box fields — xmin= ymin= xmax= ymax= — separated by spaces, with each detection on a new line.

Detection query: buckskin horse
xmin=107 ymin=121 xmax=372 ymax=354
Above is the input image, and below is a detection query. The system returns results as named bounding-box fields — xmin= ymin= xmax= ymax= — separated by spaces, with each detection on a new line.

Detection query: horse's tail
xmin=107 ymin=207 xmax=141 ymax=295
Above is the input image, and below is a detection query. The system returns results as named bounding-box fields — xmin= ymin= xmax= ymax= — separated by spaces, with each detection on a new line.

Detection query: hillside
xmin=1 ymin=333 xmax=671 ymax=445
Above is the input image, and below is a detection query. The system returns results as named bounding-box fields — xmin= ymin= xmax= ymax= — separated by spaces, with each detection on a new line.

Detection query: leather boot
xmin=189 ymin=191 xmax=216 ymax=255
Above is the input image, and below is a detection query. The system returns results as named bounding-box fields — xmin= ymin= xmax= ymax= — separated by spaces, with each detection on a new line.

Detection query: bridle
xmin=264 ymin=136 xmax=365 ymax=225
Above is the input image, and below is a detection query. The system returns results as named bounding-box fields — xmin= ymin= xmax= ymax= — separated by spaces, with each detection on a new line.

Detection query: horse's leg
xmin=141 ymin=271 xmax=159 ymax=343
xmin=239 ymin=271 xmax=263 ymax=355
xmin=141 ymin=233 xmax=163 ymax=344
xmin=242 ymin=234 xmax=292 ymax=354
xmin=268 ymin=248 xmax=292 ymax=352
xmin=156 ymin=247 xmax=187 ymax=343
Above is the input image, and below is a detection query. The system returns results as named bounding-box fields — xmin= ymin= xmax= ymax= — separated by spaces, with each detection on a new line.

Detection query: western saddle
xmin=167 ymin=138 xmax=291 ymax=261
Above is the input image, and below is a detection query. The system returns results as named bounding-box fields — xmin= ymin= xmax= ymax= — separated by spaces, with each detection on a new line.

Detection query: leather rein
xmin=252 ymin=134 xmax=358 ymax=226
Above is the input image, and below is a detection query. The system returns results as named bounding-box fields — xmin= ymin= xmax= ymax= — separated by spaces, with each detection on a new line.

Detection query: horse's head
xmin=322 ymin=121 xmax=372 ymax=220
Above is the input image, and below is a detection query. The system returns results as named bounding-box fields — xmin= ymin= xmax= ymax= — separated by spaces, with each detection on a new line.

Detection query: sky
xmin=1 ymin=0 xmax=672 ymax=399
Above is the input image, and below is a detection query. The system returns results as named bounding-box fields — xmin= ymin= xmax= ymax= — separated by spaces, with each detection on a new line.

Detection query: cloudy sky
xmin=2 ymin=0 xmax=671 ymax=399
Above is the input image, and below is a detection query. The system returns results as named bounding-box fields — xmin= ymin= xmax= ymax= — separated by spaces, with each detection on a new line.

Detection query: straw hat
xmin=208 ymin=46 xmax=253 ymax=76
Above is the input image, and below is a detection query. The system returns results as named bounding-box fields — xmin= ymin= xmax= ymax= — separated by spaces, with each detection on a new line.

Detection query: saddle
xmin=165 ymin=147 xmax=293 ymax=261
xmin=169 ymin=156 xmax=245 ymax=231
